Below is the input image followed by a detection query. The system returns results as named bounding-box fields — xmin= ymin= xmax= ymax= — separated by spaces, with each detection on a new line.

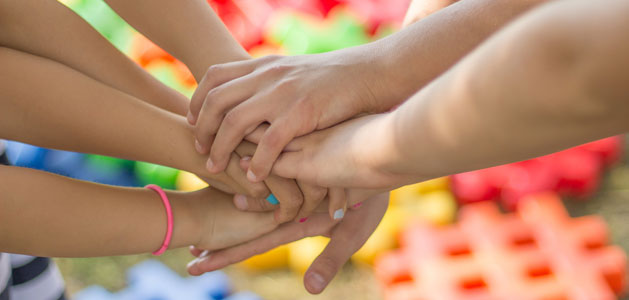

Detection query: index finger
xmin=188 ymin=60 xmax=256 ymax=124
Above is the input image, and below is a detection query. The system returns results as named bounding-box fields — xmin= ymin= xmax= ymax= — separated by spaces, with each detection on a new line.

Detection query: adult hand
xmin=188 ymin=46 xmax=401 ymax=184
xmin=187 ymin=193 xmax=389 ymax=294
xmin=271 ymin=114 xmax=417 ymax=190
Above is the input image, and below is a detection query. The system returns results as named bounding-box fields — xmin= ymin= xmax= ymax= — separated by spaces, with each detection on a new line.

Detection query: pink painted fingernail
xmin=352 ymin=202 xmax=363 ymax=209
xmin=299 ymin=218 xmax=308 ymax=223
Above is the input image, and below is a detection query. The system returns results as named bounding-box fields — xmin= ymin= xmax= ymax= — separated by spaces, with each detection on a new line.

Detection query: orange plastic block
xmin=375 ymin=193 xmax=626 ymax=300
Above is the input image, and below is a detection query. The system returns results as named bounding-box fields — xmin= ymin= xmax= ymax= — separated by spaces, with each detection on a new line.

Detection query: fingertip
xmin=304 ymin=272 xmax=327 ymax=295
xmin=206 ymin=157 xmax=227 ymax=174
xmin=195 ymin=139 xmax=207 ymax=154
xmin=234 ymin=194 xmax=249 ymax=210
xmin=187 ymin=111 xmax=197 ymax=125
xmin=247 ymin=168 xmax=265 ymax=183
xmin=240 ymin=156 xmax=252 ymax=170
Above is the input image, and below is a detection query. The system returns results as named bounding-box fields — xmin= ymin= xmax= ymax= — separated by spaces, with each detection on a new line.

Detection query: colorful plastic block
xmin=74 ymin=260 xmax=261 ymax=300
xmin=375 ymin=193 xmax=626 ymax=300
xmin=288 ymin=236 xmax=329 ymax=274
xmin=176 ymin=171 xmax=209 ymax=192
xmin=451 ymin=136 xmax=623 ymax=210
xmin=240 ymin=244 xmax=290 ymax=271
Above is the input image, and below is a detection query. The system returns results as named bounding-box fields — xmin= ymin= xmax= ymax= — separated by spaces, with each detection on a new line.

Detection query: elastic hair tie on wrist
xmin=145 ymin=184 xmax=173 ymax=256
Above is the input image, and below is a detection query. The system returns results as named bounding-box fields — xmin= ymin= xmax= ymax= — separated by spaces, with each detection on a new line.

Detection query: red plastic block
xmin=451 ymin=136 xmax=623 ymax=209
xmin=375 ymin=193 xmax=626 ymax=300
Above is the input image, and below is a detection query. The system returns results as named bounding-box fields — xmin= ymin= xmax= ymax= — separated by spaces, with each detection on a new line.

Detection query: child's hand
xmin=188 ymin=48 xmax=397 ymax=184
xmin=187 ymin=193 xmax=389 ymax=294
xmin=187 ymin=188 xmax=277 ymax=251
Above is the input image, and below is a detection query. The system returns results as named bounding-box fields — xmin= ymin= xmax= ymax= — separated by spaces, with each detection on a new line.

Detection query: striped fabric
xmin=0 ymin=254 xmax=11 ymax=300
xmin=1 ymin=146 xmax=67 ymax=300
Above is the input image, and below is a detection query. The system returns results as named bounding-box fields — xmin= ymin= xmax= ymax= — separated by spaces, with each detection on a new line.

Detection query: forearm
xmin=379 ymin=0 xmax=629 ymax=181
xmin=367 ymin=0 xmax=548 ymax=110
xmin=0 ymin=165 xmax=200 ymax=257
xmin=0 ymin=47 xmax=242 ymax=192
xmin=0 ymin=0 xmax=188 ymax=116
xmin=104 ymin=0 xmax=250 ymax=80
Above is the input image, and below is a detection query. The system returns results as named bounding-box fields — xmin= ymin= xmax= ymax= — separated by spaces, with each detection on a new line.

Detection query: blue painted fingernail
xmin=266 ymin=194 xmax=279 ymax=205
xmin=333 ymin=209 xmax=345 ymax=220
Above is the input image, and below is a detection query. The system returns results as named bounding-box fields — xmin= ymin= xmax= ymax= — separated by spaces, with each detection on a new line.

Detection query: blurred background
xmin=5 ymin=0 xmax=628 ymax=299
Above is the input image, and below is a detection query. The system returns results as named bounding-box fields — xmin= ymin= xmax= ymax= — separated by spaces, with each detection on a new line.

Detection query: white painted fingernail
xmin=333 ymin=209 xmax=345 ymax=220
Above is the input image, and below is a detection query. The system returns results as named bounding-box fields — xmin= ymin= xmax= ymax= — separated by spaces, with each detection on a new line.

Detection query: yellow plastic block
xmin=390 ymin=177 xmax=450 ymax=205
xmin=175 ymin=171 xmax=209 ymax=191
xmin=288 ymin=237 xmax=329 ymax=275
xmin=240 ymin=244 xmax=290 ymax=271
xmin=351 ymin=205 xmax=409 ymax=265
xmin=411 ymin=190 xmax=457 ymax=225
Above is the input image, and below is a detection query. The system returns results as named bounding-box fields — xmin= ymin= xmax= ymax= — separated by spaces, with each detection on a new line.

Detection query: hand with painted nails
xmin=187 ymin=45 xmax=403 ymax=185
xmin=235 ymin=147 xmax=383 ymax=222
xmin=187 ymin=193 xmax=389 ymax=295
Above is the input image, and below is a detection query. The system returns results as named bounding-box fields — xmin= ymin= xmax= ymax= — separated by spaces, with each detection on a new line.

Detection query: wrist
xmin=364 ymin=112 xmax=427 ymax=187
xmin=167 ymin=191 xmax=203 ymax=248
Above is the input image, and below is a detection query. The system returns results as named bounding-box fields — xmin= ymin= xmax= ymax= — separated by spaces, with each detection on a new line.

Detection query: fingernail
xmin=234 ymin=194 xmax=248 ymax=210
xmin=241 ymin=156 xmax=252 ymax=162
xmin=187 ymin=111 xmax=196 ymax=124
xmin=299 ymin=217 xmax=308 ymax=223
xmin=247 ymin=169 xmax=258 ymax=182
xmin=307 ymin=272 xmax=326 ymax=293
xmin=352 ymin=202 xmax=363 ymax=209
xmin=195 ymin=139 xmax=203 ymax=153
xmin=206 ymin=158 xmax=215 ymax=172
xmin=333 ymin=208 xmax=345 ymax=220
xmin=266 ymin=194 xmax=279 ymax=205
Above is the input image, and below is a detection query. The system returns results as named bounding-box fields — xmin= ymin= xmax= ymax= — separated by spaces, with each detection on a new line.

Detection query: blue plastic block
xmin=225 ymin=292 xmax=263 ymax=300
xmin=73 ymin=286 xmax=117 ymax=300
xmin=4 ymin=141 xmax=49 ymax=169
xmin=43 ymin=150 xmax=85 ymax=177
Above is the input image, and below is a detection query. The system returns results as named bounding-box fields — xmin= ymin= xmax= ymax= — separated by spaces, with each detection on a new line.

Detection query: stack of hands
xmin=2 ymin=0 xmax=628 ymax=296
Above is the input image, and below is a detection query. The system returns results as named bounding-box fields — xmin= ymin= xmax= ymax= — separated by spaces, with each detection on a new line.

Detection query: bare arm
xmin=103 ymin=0 xmax=250 ymax=79
xmin=0 ymin=0 xmax=188 ymax=116
xmin=186 ymin=0 xmax=549 ymax=184
xmin=271 ymin=0 xmax=629 ymax=189
xmin=0 ymin=47 xmax=262 ymax=195
xmin=0 ymin=165 xmax=275 ymax=257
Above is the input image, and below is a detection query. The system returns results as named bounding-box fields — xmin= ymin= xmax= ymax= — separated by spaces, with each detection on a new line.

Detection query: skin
xmin=0 ymin=164 xmax=276 ymax=257
xmin=270 ymin=0 xmax=629 ymax=190
xmin=0 ymin=0 xmax=271 ymax=197
xmin=187 ymin=0 xmax=548 ymax=218
xmin=101 ymin=0 xmax=353 ymax=222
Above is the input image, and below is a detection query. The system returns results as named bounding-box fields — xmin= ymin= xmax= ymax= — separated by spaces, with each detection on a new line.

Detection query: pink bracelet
xmin=145 ymin=184 xmax=173 ymax=256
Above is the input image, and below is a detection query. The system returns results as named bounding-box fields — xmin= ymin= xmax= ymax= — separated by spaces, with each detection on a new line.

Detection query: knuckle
xmin=206 ymin=64 xmax=223 ymax=75
xmin=222 ymin=110 xmax=241 ymax=127
xmin=204 ymin=87 xmax=222 ymax=104
xmin=275 ymin=78 xmax=297 ymax=93
xmin=249 ymin=185 xmax=268 ymax=199
xmin=261 ymin=129 xmax=285 ymax=150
